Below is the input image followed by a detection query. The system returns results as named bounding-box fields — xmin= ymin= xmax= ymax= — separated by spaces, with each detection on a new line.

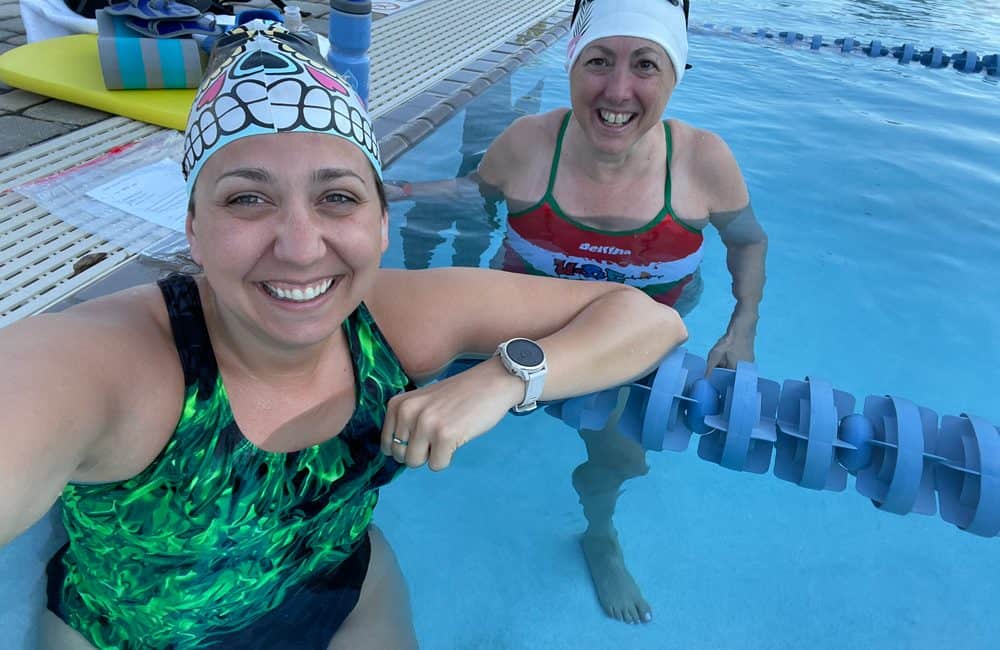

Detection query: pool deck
xmin=0 ymin=0 xmax=572 ymax=321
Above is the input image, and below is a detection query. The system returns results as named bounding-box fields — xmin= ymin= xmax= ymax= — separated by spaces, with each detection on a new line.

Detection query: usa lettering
xmin=553 ymin=259 xmax=627 ymax=283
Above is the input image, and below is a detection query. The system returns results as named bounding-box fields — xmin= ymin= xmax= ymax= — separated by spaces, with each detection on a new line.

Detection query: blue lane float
xmin=544 ymin=348 xmax=1000 ymax=538
xmin=920 ymin=46 xmax=951 ymax=69
xmin=952 ymin=50 xmax=984 ymax=73
xmin=892 ymin=44 xmax=918 ymax=65
xmin=690 ymin=23 xmax=999 ymax=80
xmin=863 ymin=39 xmax=889 ymax=57
xmin=984 ymin=54 xmax=1000 ymax=76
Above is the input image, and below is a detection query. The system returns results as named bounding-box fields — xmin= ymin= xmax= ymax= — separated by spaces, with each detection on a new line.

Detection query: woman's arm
xmin=708 ymin=203 xmax=768 ymax=368
xmin=0 ymin=295 xmax=175 ymax=547
xmin=383 ymin=114 xmax=541 ymax=203
xmin=0 ymin=313 xmax=114 ymax=546
xmin=368 ymin=269 xmax=686 ymax=469
xmin=695 ymin=131 xmax=769 ymax=370
xmin=372 ymin=268 xmax=683 ymax=388
xmin=383 ymin=175 xmax=498 ymax=204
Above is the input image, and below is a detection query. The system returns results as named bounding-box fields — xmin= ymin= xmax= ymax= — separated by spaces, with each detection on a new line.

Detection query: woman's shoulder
xmin=495 ymin=109 xmax=566 ymax=152
xmin=66 ymin=281 xmax=173 ymax=339
xmin=666 ymin=119 xmax=748 ymax=212
xmin=50 ymin=282 xmax=181 ymax=389
xmin=2 ymin=281 xmax=185 ymax=483
xmin=480 ymin=109 xmax=568 ymax=191
xmin=526 ymin=108 xmax=571 ymax=132
xmin=667 ymin=120 xmax=737 ymax=164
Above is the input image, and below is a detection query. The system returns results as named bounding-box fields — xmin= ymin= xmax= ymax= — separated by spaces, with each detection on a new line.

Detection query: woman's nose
xmin=604 ymin=66 xmax=632 ymax=102
xmin=273 ymin=207 xmax=326 ymax=266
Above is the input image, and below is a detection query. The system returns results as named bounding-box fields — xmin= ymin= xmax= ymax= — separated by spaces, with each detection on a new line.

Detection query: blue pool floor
xmin=376 ymin=409 xmax=1000 ymax=649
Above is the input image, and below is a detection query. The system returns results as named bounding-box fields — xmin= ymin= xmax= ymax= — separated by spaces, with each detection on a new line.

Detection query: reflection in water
xmin=698 ymin=1 xmax=999 ymax=53
xmin=398 ymin=77 xmax=544 ymax=269
xmin=819 ymin=0 xmax=997 ymax=43
xmin=846 ymin=0 xmax=934 ymax=22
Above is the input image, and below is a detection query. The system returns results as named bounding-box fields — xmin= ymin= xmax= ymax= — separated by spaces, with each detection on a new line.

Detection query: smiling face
xmin=187 ymin=131 xmax=388 ymax=349
xmin=569 ymin=36 xmax=677 ymax=157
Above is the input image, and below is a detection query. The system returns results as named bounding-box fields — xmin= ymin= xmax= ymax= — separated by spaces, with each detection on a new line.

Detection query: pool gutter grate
xmin=0 ymin=0 xmax=575 ymax=326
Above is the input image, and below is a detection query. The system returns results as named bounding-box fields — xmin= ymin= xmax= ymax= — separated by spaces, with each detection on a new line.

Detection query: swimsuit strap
xmin=157 ymin=273 xmax=219 ymax=398
xmin=544 ymin=111 xmax=574 ymax=198
xmin=663 ymin=120 xmax=674 ymax=209
xmin=550 ymin=112 xmax=673 ymax=208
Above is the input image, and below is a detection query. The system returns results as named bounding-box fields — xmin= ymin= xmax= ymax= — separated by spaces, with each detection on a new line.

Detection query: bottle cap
xmin=331 ymin=0 xmax=371 ymax=14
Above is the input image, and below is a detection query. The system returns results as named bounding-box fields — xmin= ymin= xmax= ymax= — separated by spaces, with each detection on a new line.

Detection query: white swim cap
xmin=566 ymin=0 xmax=689 ymax=85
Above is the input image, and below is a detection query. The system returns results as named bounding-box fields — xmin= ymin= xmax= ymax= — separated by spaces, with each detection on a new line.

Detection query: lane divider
xmin=691 ymin=23 xmax=999 ymax=78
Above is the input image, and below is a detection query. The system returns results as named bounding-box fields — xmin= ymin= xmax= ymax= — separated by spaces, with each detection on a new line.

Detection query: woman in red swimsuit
xmin=481 ymin=0 xmax=768 ymax=626
xmin=389 ymin=0 xmax=768 ymax=625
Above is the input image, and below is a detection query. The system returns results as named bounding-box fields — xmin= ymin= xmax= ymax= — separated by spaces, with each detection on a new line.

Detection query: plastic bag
xmin=14 ymin=129 xmax=189 ymax=260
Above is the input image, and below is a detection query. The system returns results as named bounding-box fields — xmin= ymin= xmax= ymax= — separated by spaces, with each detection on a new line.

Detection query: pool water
xmin=375 ymin=1 xmax=1000 ymax=648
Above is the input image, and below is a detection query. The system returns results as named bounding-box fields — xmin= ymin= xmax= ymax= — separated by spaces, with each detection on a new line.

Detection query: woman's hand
xmin=381 ymin=357 xmax=524 ymax=470
xmin=706 ymin=318 xmax=756 ymax=371
xmin=383 ymin=181 xmax=412 ymax=202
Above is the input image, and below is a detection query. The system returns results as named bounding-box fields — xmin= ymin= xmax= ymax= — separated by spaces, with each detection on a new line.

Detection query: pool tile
xmin=461 ymin=59 xmax=496 ymax=73
xmin=445 ymin=69 xmax=483 ymax=84
xmin=442 ymin=90 xmax=476 ymax=111
xmin=418 ymin=103 xmax=456 ymax=127
xmin=378 ymin=135 xmax=410 ymax=167
xmin=426 ymin=79 xmax=469 ymax=97
xmin=396 ymin=118 xmax=435 ymax=147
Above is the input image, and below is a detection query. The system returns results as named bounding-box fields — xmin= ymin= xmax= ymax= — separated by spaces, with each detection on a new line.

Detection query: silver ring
xmin=391 ymin=436 xmax=408 ymax=447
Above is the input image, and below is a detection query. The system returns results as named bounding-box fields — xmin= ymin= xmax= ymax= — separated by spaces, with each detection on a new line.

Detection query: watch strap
xmin=513 ymin=365 xmax=547 ymax=413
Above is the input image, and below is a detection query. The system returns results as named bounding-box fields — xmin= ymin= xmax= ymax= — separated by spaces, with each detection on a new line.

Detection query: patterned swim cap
xmin=182 ymin=22 xmax=381 ymax=195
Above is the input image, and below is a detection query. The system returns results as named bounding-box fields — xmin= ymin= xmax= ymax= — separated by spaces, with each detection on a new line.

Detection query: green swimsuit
xmin=47 ymin=273 xmax=414 ymax=649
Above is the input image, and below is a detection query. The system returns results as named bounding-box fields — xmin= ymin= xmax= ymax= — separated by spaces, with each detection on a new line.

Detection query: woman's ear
xmin=186 ymin=209 xmax=203 ymax=266
xmin=380 ymin=208 xmax=389 ymax=253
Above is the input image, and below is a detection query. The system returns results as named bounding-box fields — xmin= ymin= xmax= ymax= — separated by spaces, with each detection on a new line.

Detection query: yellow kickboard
xmin=0 ymin=34 xmax=194 ymax=131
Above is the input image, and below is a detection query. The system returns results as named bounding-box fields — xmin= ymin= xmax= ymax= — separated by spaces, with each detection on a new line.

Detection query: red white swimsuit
xmin=503 ymin=112 xmax=704 ymax=306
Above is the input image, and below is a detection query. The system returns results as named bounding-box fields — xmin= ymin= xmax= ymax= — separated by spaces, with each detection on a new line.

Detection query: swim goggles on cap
xmin=669 ymin=0 xmax=692 ymax=69
xmin=667 ymin=0 xmax=689 ymax=28
xmin=569 ymin=0 xmax=693 ymax=72
xmin=572 ymin=0 xmax=689 ymax=28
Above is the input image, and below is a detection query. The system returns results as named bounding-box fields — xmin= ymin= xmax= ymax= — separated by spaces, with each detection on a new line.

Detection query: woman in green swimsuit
xmin=0 ymin=24 xmax=686 ymax=650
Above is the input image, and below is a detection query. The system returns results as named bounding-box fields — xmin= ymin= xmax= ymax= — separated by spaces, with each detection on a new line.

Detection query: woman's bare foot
xmin=581 ymin=531 xmax=652 ymax=624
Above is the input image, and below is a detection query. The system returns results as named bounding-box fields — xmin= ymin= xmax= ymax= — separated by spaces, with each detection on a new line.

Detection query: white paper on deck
xmin=85 ymin=159 xmax=187 ymax=233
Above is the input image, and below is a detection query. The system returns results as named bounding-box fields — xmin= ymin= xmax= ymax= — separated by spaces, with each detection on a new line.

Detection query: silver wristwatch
xmin=496 ymin=338 xmax=547 ymax=413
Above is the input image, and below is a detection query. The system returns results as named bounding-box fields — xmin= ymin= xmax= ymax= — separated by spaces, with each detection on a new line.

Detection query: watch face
xmin=507 ymin=338 xmax=544 ymax=367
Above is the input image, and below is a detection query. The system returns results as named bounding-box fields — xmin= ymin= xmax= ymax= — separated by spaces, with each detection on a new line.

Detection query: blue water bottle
xmin=327 ymin=0 xmax=373 ymax=105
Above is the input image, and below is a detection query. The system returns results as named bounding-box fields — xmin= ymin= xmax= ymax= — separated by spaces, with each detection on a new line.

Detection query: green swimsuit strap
xmin=551 ymin=113 xmax=673 ymax=201
xmin=544 ymin=111 xmax=574 ymax=198
xmin=663 ymin=119 xmax=674 ymax=206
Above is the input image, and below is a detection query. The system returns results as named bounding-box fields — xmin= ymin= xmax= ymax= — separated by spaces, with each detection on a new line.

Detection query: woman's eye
xmin=637 ymin=60 xmax=659 ymax=72
xmin=322 ymin=192 xmax=357 ymax=205
xmin=229 ymin=194 xmax=264 ymax=206
xmin=586 ymin=57 xmax=609 ymax=67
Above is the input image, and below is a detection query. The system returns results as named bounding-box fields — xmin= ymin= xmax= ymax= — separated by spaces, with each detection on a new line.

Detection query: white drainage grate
xmin=0 ymin=0 xmax=570 ymax=326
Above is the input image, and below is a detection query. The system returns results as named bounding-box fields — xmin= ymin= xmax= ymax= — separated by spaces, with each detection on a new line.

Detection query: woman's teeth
xmin=262 ymin=278 xmax=334 ymax=302
xmin=599 ymin=110 xmax=635 ymax=126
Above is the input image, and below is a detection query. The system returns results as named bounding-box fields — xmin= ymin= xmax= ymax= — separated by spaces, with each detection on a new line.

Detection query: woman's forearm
xmin=726 ymin=239 xmax=768 ymax=327
xmin=714 ymin=203 xmax=768 ymax=329
xmin=536 ymin=287 xmax=686 ymax=401
xmin=385 ymin=174 xmax=500 ymax=203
